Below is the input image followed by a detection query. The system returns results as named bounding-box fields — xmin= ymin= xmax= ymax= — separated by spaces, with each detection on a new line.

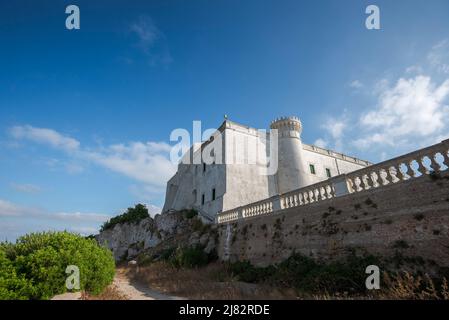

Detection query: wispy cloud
xmin=8 ymin=125 xmax=176 ymax=193
xmin=130 ymin=16 xmax=161 ymax=53
xmin=354 ymin=75 xmax=449 ymax=149
xmin=427 ymin=40 xmax=449 ymax=74
xmin=349 ymin=80 xmax=363 ymax=89
xmin=85 ymin=141 xmax=175 ymax=187
xmin=128 ymin=15 xmax=172 ymax=66
xmin=316 ymin=40 xmax=449 ymax=160
xmin=10 ymin=183 xmax=42 ymax=194
xmin=9 ymin=125 xmax=80 ymax=152
xmin=0 ymin=198 xmax=110 ymax=222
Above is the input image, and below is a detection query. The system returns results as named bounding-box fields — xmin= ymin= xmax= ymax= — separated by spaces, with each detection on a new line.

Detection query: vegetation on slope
xmin=130 ymin=250 xmax=449 ymax=299
xmin=0 ymin=231 xmax=115 ymax=300
xmin=101 ymin=203 xmax=149 ymax=232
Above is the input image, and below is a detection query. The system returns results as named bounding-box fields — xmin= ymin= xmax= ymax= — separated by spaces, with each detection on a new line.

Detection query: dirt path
xmin=52 ymin=268 xmax=185 ymax=300
xmin=113 ymin=268 xmax=186 ymax=300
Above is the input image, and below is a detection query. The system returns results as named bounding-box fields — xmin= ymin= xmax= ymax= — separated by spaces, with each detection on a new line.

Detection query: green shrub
xmin=185 ymin=209 xmax=198 ymax=219
xmin=0 ymin=250 xmax=35 ymax=300
xmin=229 ymin=253 xmax=383 ymax=295
xmin=0 ymin=231 xmax=115 ymax=300
xmin=172 ymin=246 xmax=209 ymax=268
xmin=101 ymin=204 xmax=149 ymax=231
xmin=159 ymin=247 xmax=177 ymax=261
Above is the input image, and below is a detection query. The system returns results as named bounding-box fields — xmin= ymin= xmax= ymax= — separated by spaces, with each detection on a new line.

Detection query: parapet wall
xmin=217 ymin=170 xmax=449 ymax=267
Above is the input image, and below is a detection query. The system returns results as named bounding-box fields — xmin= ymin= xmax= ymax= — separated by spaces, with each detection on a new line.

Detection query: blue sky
xmin=1 ymin=0 xmax=449 ymax=240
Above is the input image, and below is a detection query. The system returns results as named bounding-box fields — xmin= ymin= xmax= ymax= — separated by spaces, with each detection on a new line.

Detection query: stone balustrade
xmin=280 ymin=179 xmax=335 ymax=209
xmin=345 ymin=139 xmax=449 ymax=194
xmin=216 ymin=139 xmax=449 ymax=224
xmin=216 ymin=210 xmax=239 ymax=223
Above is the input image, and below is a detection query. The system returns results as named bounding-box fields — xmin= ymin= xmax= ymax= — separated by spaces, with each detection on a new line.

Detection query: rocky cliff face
xmin=97 ymin=211 xmax=216 ymax=261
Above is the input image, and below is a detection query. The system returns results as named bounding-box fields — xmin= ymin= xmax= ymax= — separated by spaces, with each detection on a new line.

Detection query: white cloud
xmin=53 ymin=211 xmax=111 ymax=223
xmin=10 ymin=183 xmax=42 ymax=194
xmin=355 ymin=75 xmax=449 ymax=149
xmin=313 ymin=138 xmax=328 ymax=149
xmin=9 ymin=125 xmax=176 ymax=190
xmin=129 ymin=15 xmax=172 ymax=65
xmin=130 ymin=16 xmax=161 ymax=53
xmin=86 ymin=141 xmax=176 ymax=187
xmin=0 ymin=199 xmax=36 ymax=216
xmin=0 ymin=198 xmax=111 ymax=223
xmin=316 ymin=117 xmax=348 ymax=152
xmin=64 ymin=162 xmax=84 ymax=174
xmin=9 ymin=125 xmax=80 ymax=152
xmin=326 ymin=119 xmax=346 ymax=140
xmin=349 ymin=80 xmax=363 ymax=89
xmin=406 ymin=65 xmax=423 ymax=74
xmin=428 ymin=40 xmax=449 ymax=74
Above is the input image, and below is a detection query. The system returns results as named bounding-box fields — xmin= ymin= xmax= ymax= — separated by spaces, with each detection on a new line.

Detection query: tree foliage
xmin=0 ymin=231 xmax=115 ymax=300
xmin=101 ymin=203 xmax=149 ymax=231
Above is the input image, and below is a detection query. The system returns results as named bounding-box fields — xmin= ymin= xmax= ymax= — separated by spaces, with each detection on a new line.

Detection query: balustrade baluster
xmin=308 ymin=190 xmax=314 ymax=202
xmin=430 ymin=153 xmax=441 ymax=172
xmin=319 ymin=187 xmax=325 ymax=200
xmin=360 ymin=174 xmax=369 ymax=191
xmin=417 ymin=157 xmax=427 ymax=175
xmin=303 ymin=192 xmax=309 ymax=204
xmin=395 ymin=165 xmax=404 ymax=181
xmin=298 ymin=193 xmax=304 ymax=205
xmin=443 ymin=150 xmax=449 ymax=167
xmin=346 ymin=178 xmax=355 ymax=193
xmin=406 ymin=161 xmax=415 ymax=178
xmin=381 ymin=169 xmax=390 ymax=184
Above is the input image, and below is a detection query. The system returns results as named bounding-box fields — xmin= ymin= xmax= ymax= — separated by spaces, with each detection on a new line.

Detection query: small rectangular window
xmin=326 ymin=168 xmax=332 ymax=178
xmin=212 ymin=188 xmax=216 ymax=201
xmin=201 ymin=194 xmax=205 ymax=205
xmin=203 ymin=163 xmax=206 ymax=172
xmin=309 ymin=164 xmax=316 ymax=175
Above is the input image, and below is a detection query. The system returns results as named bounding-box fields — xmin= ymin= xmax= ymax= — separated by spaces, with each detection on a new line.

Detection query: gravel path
xmin=113 ymin=269 xmax=185 ymax=300
xmin=52 ymin=268 xmax=185 ymax=300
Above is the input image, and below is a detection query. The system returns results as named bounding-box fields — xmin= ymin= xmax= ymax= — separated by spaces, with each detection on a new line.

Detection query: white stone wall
xmin=162 ymin=118 xmax=372 ymax=217
xmin=222 ymin=122 xmax=272 ymax=211
xmin=301 ymin=148 xmax=368 ymax=184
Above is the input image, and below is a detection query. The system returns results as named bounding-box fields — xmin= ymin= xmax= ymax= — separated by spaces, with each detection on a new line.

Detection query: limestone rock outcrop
xmin=97 ymin=210 xmax=217 ymax=261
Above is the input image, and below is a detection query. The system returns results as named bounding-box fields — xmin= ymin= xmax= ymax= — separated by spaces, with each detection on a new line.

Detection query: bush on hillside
xmin=101 ymin=203 xmax=149 ymax=231
xmin=0 ymin=231 xmax=115 ymax=300
xmin=229 ymin=253 xmax=382 ymax=295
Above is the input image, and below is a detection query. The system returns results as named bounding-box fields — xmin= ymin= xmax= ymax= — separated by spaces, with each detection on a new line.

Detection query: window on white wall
xmin=326 ymin=168 xmax=332 ymax=178
xmin=309 ymin=164 xmax=316 ymax=175
xmin=212 ymin=188 xmax=216 ymax=201
xmin=201 ymin=193 xmax=205 ymax=205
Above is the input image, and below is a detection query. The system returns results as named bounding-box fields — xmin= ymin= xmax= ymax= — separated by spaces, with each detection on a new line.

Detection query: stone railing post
xmin=332 ymin=174 xmax=350 ymax=197
xmin=237 ymin=207 xmax=243 ymax=220
xmin=272 ymin=195 xmax=282 ymax=212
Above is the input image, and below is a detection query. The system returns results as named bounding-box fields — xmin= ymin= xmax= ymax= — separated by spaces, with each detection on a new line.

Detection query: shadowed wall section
xmin=217 ymin=171 xmax=449 ymax=267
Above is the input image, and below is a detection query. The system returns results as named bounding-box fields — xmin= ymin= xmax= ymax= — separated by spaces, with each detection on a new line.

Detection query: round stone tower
xmin=270 ymin=116 xmax=311 ymax=194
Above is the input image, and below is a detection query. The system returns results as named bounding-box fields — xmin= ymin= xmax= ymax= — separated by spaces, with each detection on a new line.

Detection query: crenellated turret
xmin=270 ymin=116 xmax=311 ymax=194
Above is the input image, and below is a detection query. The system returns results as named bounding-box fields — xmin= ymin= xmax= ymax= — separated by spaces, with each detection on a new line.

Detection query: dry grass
xmin=377 ymin=272 xmax=449 ymax=300
xmin=129 ymin=261 xmax=299 ymax=300
xmin=81 ymin=284 xmax=128 ymax=300
xmin=127 ymin=263 xmax=449 ymax=300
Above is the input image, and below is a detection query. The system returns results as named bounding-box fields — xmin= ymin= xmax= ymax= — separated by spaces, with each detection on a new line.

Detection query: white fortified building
xmin=162 ymin=117 xmax=372 ymax=219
